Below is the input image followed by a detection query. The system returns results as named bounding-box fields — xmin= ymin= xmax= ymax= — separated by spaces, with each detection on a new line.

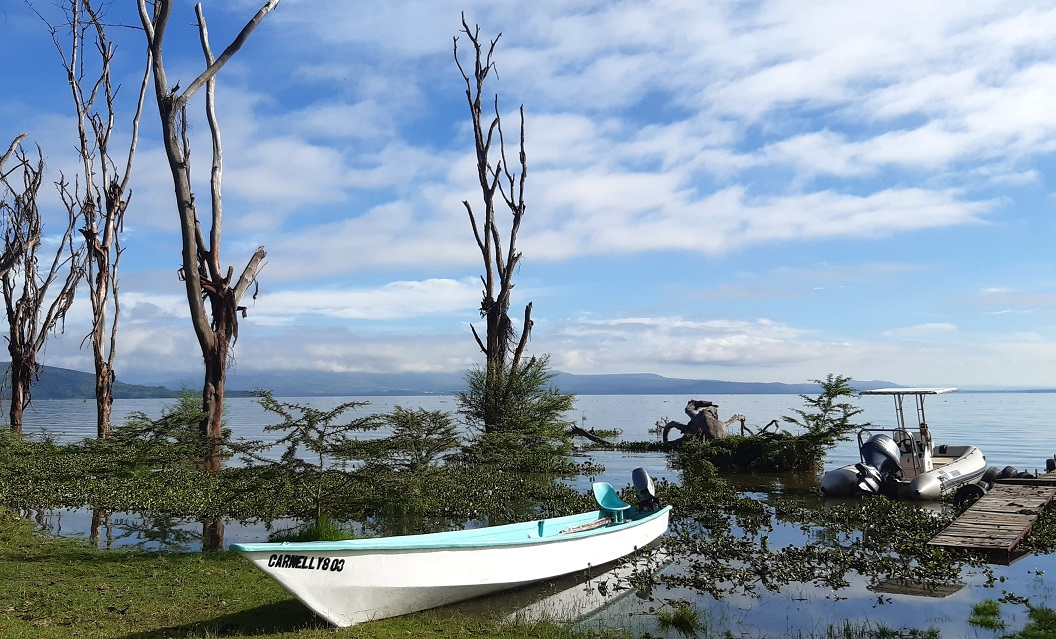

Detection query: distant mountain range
xmin=0 ymin=366 xmax=176 ymax=400
xmin=3 ymin=365 xmax=903 ymax=399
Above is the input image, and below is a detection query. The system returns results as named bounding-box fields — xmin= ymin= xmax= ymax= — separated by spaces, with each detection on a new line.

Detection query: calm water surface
xmin=18 ymin=392 xmax=1056 ymax=636
xmin=24 ymin=391 xmax=1056 ymax=469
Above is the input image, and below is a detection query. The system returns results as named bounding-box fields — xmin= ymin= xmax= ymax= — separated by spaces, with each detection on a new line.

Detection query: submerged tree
xmin=43 ymin=0 xmax=150 ymax=437
xmin=453 ymin=17 xmax=576 ymax=470
xmin=454 ymin=16 xmax=536 ymax=433
xmin=138 ymin=0 xmax=274 ymax=468
xmin=0 ymin=146 xmax=83 ymax=432
xmin=376 ymin=406 xmax=460 ymax=474
xmin=781 ymin=373 xmax=866 ymax=454
xmin=667 ymin=374 xmax=868 ymax=474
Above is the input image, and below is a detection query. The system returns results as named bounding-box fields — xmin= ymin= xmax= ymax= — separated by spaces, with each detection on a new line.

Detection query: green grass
xmin=968 ymin=599 xmax=1006 ymax=631
xmin=267 ymin=516 xmax=355 ymax=542
xmin=796 ymin=620 xmax=940 ymax=639
xmin=0 ymin=512 xmax=622 ymax=639
xmin=655 ymin=600 xmax=704 ymax=637
xmin=1018 ymin=605 xmax=1056 ymax=639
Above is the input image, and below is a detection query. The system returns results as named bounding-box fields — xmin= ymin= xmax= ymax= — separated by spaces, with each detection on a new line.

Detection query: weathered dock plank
xmin=928 ymin=483 xmax=1056 ymax=563
xmin=996 ymin=477 xmax=1056 ymax=487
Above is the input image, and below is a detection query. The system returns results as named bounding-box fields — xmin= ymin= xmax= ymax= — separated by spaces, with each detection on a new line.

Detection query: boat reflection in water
xmin=433 ymin=548 xmax=671 ymax=624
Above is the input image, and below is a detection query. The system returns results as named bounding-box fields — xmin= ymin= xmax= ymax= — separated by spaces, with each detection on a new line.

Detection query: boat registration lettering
xmin=268 ymin=554 xmax=345 ymax=572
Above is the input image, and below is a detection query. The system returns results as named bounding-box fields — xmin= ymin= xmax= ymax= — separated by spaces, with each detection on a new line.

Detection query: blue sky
xmin=2 ymin=1 xmax=1056 ymax=388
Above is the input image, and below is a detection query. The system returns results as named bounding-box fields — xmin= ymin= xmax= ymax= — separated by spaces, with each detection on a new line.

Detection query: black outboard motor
xmin=854 ymin=462 xmax=883 ymax=494
xmin=854 ymin=434 xmax=901 ymax=494
xmin=632 ymin=467 xmax=660 ymax=512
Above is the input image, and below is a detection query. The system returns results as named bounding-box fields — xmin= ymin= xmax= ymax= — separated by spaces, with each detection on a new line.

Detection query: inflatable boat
xmin=820 ymin=388 xmax=986 ymax=500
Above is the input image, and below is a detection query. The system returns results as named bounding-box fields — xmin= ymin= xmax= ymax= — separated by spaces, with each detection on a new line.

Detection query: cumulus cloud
xmin=252 ymin=278 xmax=479 ymax=323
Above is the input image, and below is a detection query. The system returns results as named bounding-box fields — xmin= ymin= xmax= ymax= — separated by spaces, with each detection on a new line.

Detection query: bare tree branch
xmin=178 ymin=0 xmax=279 ymax=105
xmin=0 ymin=134 xmax=28 ymax=179
xmin=35 ymin=0 xmax=147 ymax=436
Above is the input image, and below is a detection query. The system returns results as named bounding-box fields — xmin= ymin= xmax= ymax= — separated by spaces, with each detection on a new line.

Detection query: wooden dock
xmin=929 ymin=478 xmax=1056 ymax=564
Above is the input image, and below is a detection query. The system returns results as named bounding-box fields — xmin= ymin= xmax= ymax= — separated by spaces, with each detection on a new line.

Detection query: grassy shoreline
xmin=1 ymin=512 xmax=615 ymax=639
xmin=13 ymin=510 xmax=1056 ymax=638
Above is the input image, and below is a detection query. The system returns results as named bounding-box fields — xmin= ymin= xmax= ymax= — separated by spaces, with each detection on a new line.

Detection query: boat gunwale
xmin=231 ymin=505 xmax=672 ymax=553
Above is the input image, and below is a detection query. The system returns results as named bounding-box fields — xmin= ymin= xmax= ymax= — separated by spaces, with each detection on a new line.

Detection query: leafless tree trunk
xmin=44 ymin=0 xmax=149 ymax=438
xmin=138 ymin=0 xmax=273 ymax=468
xmin=454 ymin=15 xmax=533 ymax=431
xmin=0 ymin=146 xmax=83 ymax=433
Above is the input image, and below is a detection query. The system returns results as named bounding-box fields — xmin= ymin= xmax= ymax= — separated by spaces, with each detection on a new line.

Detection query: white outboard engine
xmin=632 ymin=467 xmax=660 ymax=512
xmin=854 ymin=434 xmax=901 ymax=494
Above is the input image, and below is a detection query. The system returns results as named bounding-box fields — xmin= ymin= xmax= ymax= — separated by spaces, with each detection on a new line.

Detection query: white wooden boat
xmin=231 ymin=469 xmax=671 ymax=627
xmin=820 ymin=388 xmax=987 ymax=500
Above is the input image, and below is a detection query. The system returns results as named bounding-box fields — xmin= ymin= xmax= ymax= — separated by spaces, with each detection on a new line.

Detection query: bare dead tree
xmin=0 ymin=134 xmax=30 ymax=279
xmin=44 ymin=0 xmax=150 ymax=438
xmin=454 ymin=15 xmax=534 ymax=432
xmin=0 ymin=146 xmax=84 ymax=433
xmin=138 ymin=0 xmax=273 ymax=468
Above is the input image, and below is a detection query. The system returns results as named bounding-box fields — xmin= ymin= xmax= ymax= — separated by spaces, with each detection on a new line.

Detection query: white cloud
xmin=253 ymin=278 xmax=479 ymax=323
xmin=545 ymin=315 xmax=819 ymax=374
xmin=881 ymin=323 xmax=959 ymax=340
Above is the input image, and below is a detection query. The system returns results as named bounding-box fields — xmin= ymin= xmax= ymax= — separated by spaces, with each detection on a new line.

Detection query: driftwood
xmin=662 ymin=400 xmax=746 ymax=446
xmin=571 ymin=400 xmax=780 ymax=451
xmin=740 ymin=419 xmax=782 ymax=436
xmin=570 ymin=425 xmax=617 ymax=447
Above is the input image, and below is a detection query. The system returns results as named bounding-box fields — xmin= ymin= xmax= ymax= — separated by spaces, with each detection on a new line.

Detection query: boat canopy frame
xmin=859 ymin=387 xmax=957 ymax=432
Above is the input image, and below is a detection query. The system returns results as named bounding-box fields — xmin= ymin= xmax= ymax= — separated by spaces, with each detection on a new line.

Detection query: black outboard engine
xmin=632 ymin=467 xmax=660 ymax=512
xmin=854 ymin=434 xmax=901 ymax=494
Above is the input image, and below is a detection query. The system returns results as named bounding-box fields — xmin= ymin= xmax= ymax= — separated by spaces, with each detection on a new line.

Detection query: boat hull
xmin=821 ymin=445 xmax=986 ymax=500
xmin=232 ymin=506 xmax=671 ymax=627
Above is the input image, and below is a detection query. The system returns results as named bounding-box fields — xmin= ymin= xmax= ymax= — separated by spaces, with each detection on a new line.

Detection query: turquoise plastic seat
xmin=592 ymin=482 xmax=631 ymax=523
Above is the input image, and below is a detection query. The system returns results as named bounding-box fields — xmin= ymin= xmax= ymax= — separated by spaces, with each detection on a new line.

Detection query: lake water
xmin=23 ymin=390 xmax=1056 ymax=469
xmin=16 ymin=391 xmax=1056 ymax=636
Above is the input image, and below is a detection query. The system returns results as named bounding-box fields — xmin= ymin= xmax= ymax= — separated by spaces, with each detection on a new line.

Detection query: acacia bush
xmin=81 ymin=392 xmax=217 ymax=473
xmin=456 ymin=355 xmax=578 ymax=474
xmin=370 ymin=406 xmax=460 ymax=473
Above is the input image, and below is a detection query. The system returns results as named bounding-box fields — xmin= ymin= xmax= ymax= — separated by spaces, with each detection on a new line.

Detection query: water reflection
xmin=24 ymin=507 xmax=300 ymax=551
xmin=429 ymin=548 xmax=670 ymax=627
xmin=871 ymin=578 xmax=964 ymax=598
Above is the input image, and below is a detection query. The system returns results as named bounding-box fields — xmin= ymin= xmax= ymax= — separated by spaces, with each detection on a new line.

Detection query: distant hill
xmin=549 ymin=372 xmax=897 ymax=396
xmin=6 ymin=365 xmax=900 ymax=399
xmin=1 ymin=366 xmax=177 ymax=400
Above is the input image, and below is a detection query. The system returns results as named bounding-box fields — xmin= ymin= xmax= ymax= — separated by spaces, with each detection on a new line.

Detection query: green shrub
xmin=456 ymin=355 xmax=577 ymax=474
